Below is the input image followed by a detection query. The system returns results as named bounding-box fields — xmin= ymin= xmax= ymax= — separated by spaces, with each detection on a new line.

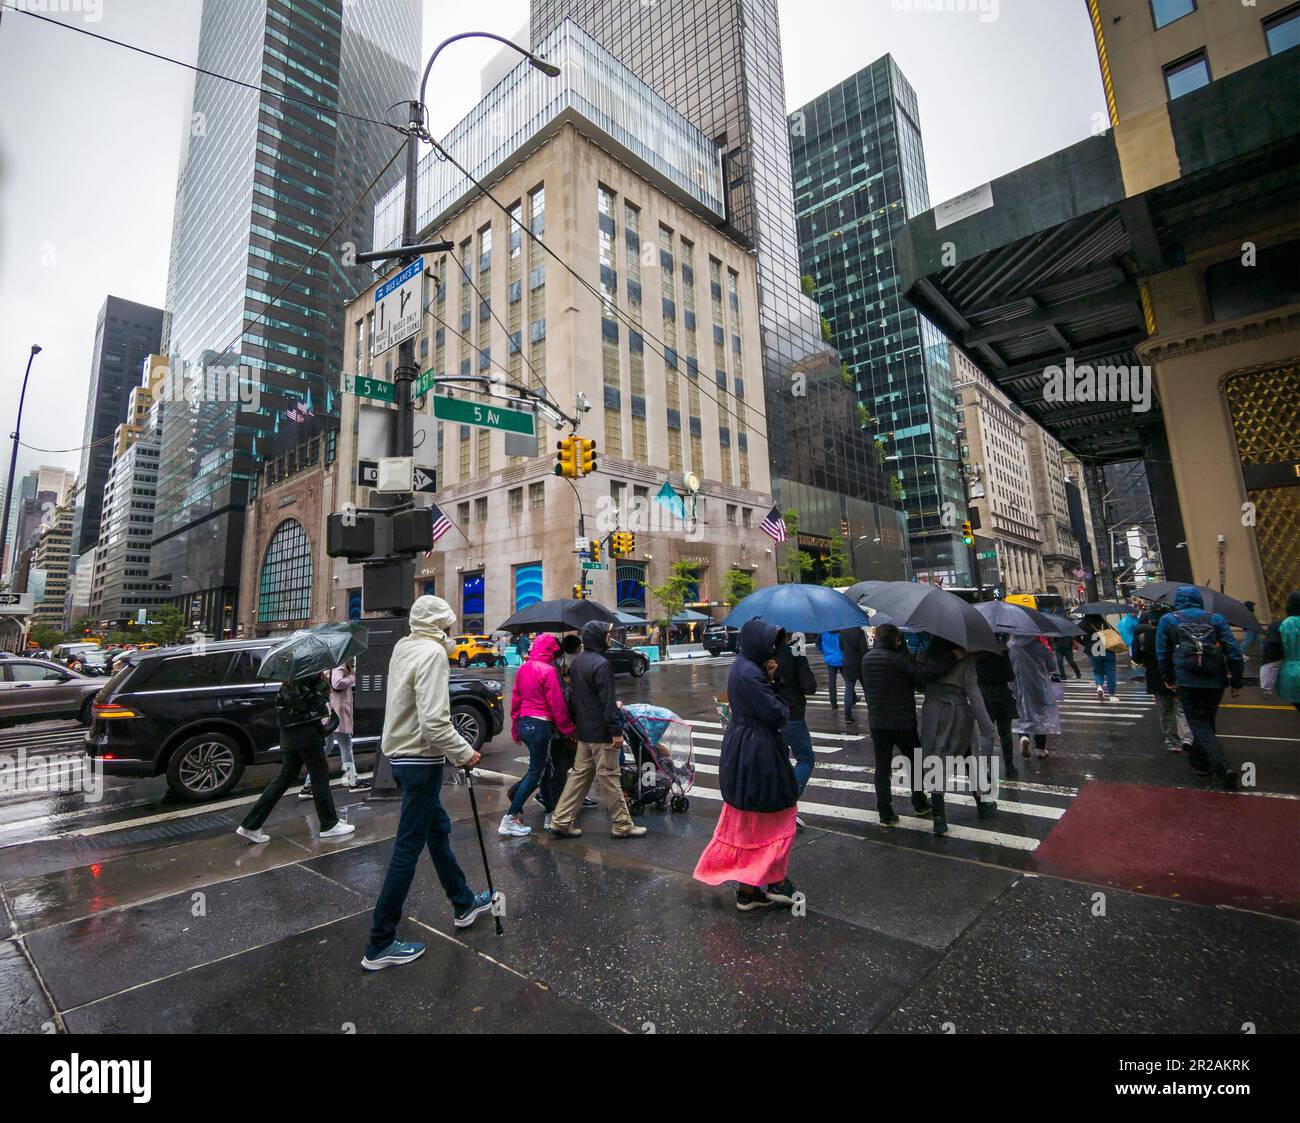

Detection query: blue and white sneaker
xmin=453 ymin=890 xmax=494 ymax=929
xmin=361 ymin=940 xmax=425 ymax=971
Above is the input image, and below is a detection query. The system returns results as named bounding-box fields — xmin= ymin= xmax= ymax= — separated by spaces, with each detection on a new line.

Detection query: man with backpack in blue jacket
xmin=1156 ymin=586 xmax=1244 ymax=790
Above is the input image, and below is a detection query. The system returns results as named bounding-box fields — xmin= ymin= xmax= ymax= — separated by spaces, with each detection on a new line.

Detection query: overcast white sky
xmin=0 ymin=0 xmax=1104 ymax=485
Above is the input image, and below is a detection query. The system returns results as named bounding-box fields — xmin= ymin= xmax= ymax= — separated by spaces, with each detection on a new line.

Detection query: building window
xmin=457 ymin=501 xmax=470 ymax=526
xmin=461 ymin=571 xmax=485 ymax=628
xmin=742 ymin=508 xmax=752 ymax=529
xmin=257 ymin=518 xmax=311 ymax=625
xmin=508 ymin=487 xmax=523 ymax=516
xmin=1265 ymin=3 xmax=1300 ymax=54
xmin=1149 ymin=0 xmax=1195 ymax=30
xmin=726 ymin=504 xmax=737 ymax=526
xmin=1163 ymin=49 xmax=1211 ymax=100
xmin=529 ymin=481 xmax=545 ymax=509
xmin=514 ymin=562 xmax=543 ymax=610
xmin=474 ymin=496 xmax=488 ymax=523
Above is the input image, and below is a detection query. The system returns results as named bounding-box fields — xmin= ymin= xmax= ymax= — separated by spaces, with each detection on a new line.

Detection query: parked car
xmin=605 ymin=638 xmax=650 ymax=677
xmin=703 ymin=624 xmax=740 ymax=657
xmin=83 ymin=638 xmax=505 ymax=801
xmin=68 ymin=649 xmax=114 ymax=676
xmin=1 ymin=658 xmax=102 ymax=726
xmin=448 ymin=634 xmax=506 ymax=668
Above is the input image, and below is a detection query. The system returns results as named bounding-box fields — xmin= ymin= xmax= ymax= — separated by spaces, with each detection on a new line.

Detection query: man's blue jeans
xmin=786 ymin=718 xmax=815 ymax=796
xmin=842 ymin=673 xmax=860 ymax=718
xmin=1178 ymin=686 xmax=1230 ymax=778
xmin=366 ymin=759 xmax=473 ymax=957
xmin=1090 ymin=652 xmax=1117 ymax=696
xmin=509 ymin=716 xmax=553 ymax=816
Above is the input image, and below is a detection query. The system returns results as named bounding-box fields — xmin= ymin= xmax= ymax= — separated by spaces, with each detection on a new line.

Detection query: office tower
xmin=790 ymin=55 xmax=971 ymax=584
xmin=71 ymin=296 xmax=164 ymax=556
xmin=152 ymin=0 xmax=420 ymax=636
xmin=31 ymin=501 xmax=74 ymax=628
xmin=529 ymin=0 xmax=906 ymax=579
xmin=90 ymin=356 xmax=170 ymax=626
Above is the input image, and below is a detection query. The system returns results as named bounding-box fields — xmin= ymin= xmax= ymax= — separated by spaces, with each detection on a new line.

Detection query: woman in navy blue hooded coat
xmin=693 ymin=619 xmax=800 ymax=911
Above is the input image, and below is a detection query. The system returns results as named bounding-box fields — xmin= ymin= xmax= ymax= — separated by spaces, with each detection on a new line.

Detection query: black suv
xmin=703 ymin=624 xmax=740 ymax=657
xmin=84 ymin=638 xmax=504 ymax=802
xmin=605 ymin=639 xmax=649 ymax=677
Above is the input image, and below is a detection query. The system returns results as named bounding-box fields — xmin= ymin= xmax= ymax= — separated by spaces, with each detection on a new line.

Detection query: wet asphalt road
xmin=1 ymin=652 xmax=1297 ymax=1033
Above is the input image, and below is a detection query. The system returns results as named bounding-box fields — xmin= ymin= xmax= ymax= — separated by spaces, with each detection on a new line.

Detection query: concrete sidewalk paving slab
xmin=24 ymin=864 xmax=369 ymax=1012
xmin=61 ymin=912 xmax=620 ymax=1034
xmin=874 ymin=876 xmax=1300 ymax=1034
xmin=0 ymin=938 xmax=54 ymax=1033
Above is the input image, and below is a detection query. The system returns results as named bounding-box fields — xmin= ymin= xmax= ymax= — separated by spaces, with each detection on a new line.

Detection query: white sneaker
xmin=498 ymin=814 xmax=531 ymax=838
xmin=236 ymin=826 xmax=270 ymax=844
xmin=319 ymin=821 xmax=355 ymax=839
xmin=1019 ymin=735 xmax=1031 ymax=758
xmin=1096 ymin=687 xmax=1106 ymax=701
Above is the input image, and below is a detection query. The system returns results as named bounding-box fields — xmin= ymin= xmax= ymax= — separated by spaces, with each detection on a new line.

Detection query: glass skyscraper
xmin=529 ymin=0 xmax=903 ymax=573
xmin=790 ymin=55 xmax=970 ymax=584
xmin=153 ymin=0 xmax=419 ymax=635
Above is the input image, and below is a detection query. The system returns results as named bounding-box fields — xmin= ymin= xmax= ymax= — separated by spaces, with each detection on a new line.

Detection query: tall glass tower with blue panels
xmin=790 ymin=55 xmax=970 ymax=584
xmin=153 ymin=0 xmax=419 ymax=635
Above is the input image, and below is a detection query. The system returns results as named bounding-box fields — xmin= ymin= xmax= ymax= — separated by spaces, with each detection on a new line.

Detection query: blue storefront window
xmin=514 ymin=562 xmax=543 ymax=610
xmin=462 ymin=572 xmax=485 ymax=621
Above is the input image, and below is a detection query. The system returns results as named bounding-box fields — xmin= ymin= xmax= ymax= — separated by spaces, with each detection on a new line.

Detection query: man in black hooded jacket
xmin=548 ymin=621 xmax=646 ymax=838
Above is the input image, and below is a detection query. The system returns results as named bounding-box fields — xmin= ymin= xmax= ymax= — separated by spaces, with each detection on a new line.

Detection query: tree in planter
xmin=801 ymin=273 xmax=816 ymax=297
xmin=721 ymin=566 xmax=755 ymax=606
xmin=776 ymin=508 xmax=814 ymax=584
xmin=651 ymin=560 xmax=697 ymax=656
xmin=822 ymin=528 xmax=856 ymax=588
xmin=146 ymin=604 xmax=188 ymax=646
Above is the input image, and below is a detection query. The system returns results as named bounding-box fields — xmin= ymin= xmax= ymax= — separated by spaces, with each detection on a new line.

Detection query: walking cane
xmin=463 ymin=767 xmax=504 ymax=935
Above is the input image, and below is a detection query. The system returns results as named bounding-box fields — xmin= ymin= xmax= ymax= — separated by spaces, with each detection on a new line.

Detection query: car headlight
xmin=484 ymin=680 xmax=503 ymax=693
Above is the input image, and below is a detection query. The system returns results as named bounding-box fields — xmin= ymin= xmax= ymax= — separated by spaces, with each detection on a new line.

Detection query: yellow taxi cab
xmin=448 ymin=634 xmax=505 ymax=668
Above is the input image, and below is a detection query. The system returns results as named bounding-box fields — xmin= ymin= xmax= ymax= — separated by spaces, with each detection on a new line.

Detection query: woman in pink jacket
xmin=501 ymin=632 xmax=576 ymax=838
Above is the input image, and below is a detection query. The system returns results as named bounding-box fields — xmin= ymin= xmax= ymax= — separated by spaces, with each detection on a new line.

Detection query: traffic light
xmin=961 ymin=520 xmax=975 ymax=547
xmin=578 ymin=437 xmax=597 ymax=477
xmin=572 ymin=583 xmax=586 ymax=600
xmin=590 ymin=538 xmax=601 ymax=564
xmin=554 ymin=436 xmax=577 ymax=478
xmin=611 ymin=531 xmax=635 ymax=556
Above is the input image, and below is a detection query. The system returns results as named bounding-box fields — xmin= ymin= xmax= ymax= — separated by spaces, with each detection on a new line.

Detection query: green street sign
xmin=433 ymin=394 xmax=536 ymax=436
xmin=581 ymin=561 xmax=606 ymax=571
xmin=342 ymin=373 xmax=396 ymax=404
xmin=414 ymin=369 xmax=437 ymax=397
xmin=977 ymin=550 xmax=997 ymax=560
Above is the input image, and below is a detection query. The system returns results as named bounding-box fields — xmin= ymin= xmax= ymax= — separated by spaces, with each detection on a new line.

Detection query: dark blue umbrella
xmin=975 ymin=600 xmax=1080 ymax=637
xmin=723 ymin=583 xmax=872 ymax=633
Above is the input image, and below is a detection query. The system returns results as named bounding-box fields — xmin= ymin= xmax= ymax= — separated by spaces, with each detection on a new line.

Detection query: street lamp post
xmin=351 ymin=32 xmax=560 ymax=611
xmin=1 ymin=344 xmax=42 ymax=585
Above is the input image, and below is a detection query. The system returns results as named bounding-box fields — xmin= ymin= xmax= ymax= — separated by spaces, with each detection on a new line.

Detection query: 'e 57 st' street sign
xmin=432 ymin=394 xmax=536 ymax=436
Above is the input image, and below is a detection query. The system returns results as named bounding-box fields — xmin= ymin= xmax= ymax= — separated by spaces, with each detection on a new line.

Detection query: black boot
xmin=930 ymin=792 xmax=947 ymax=836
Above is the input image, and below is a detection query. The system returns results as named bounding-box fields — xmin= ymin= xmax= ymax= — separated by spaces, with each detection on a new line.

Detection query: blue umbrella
xmin=723 ymin=583 xmax=872 ymax=633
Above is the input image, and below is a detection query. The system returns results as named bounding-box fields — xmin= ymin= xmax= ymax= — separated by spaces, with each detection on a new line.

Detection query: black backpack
xmin=1171 ymin=612 xmax=1223 ymax=675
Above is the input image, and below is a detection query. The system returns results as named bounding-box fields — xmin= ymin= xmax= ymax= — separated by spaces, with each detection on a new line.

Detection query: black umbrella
xmin=257 ymin=622 xmax=368 ymax=682
xmin=975 ymin=600 xmax=1079 ymax=637
xmin=843 ymin=579 xmax=887 ymax=604
xmin=1130 ymin=582 xmax=1259 ymax=629
xmin=496 ymin=597 xmax=619 ymax=634
xmin=857 ymin=581 xmax=1001 ymax=653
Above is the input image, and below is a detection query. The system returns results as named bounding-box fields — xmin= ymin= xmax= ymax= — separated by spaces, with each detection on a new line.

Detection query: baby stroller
xmin=620 ymin=703 xmax=695 ymax=814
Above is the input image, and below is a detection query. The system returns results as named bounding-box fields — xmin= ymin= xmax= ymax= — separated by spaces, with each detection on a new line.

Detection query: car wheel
xmin=450 ymin=703 xmax=485 ymax=749
xmin=457 ymin=652 xmax=469 ymax=667
xmin=631 ymin=656 xmax=648 ymax=677
xmin=165 ymin=733 xmax=245 ymax=802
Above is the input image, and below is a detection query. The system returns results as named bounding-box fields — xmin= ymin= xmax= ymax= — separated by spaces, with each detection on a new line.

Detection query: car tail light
xmin=93 ymin=701 xmax=139 ymax=720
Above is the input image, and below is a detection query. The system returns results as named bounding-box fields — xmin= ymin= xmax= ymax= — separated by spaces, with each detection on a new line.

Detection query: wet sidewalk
xmin=3 ymin=779 xmax=1297 ymax=1034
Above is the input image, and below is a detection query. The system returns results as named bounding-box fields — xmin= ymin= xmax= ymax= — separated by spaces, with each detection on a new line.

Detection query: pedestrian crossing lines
xmin=682 ymin=719 xmax=1080 ymax=854
xmin=0 ymin=721 xmax=87 ymax=758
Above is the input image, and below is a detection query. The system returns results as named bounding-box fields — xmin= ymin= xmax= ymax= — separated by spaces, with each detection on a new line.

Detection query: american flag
xmin=424 ymin=501 xmax=453 ymax=557
xmin=760 ymin=504 xmax=788 ymax=543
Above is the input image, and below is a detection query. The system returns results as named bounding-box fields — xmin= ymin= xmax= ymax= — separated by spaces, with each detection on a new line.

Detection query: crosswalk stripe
xmin=686 ymin=785 xmax=1042 ymax=851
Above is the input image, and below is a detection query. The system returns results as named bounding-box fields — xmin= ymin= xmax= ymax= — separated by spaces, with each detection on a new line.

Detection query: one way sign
xmin=413 ymin=466 xmax=437 ymax=493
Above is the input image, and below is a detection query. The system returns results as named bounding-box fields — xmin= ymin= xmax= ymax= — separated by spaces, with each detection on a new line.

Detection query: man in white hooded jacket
xmin=362 ymin=596 xmax=492 ymax=971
